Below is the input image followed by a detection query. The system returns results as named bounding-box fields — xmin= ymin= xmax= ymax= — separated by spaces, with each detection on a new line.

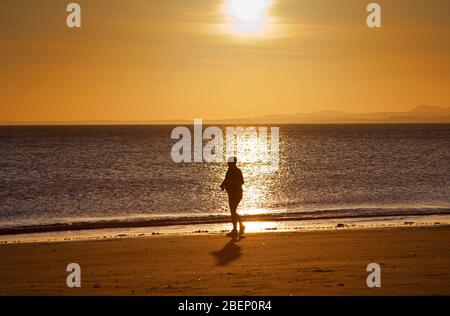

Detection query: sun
xmin=227 ymin=0 xmax=271 ymax=23
xmin=223 ymin=0 xmax=273 ymax=37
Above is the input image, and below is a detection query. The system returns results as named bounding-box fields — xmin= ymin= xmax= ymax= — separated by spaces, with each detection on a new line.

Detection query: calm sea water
xmin=0 ymin=124 xmax=449 ymax=232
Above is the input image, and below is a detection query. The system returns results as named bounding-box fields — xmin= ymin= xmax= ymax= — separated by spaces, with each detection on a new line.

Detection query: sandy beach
xmin=0 ymin=226 xmax=449 ymax=296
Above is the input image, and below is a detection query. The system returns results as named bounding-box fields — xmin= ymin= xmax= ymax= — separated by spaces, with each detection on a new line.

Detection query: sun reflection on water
xmin=241 ymin=221 xmax=280 ymax=233
xmin=240 ymin=207 xmax=270 ymax=216
xmin=214 ymin=126 xmax=282 ymax=218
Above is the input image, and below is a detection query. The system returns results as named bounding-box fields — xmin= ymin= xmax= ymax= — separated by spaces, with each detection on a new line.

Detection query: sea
xmin=0 ymin=124 xmax=449 ymax=240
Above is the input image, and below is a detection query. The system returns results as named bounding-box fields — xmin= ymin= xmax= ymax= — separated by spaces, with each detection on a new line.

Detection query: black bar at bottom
xmin=1 ymin=296 xmax=448 ymax=314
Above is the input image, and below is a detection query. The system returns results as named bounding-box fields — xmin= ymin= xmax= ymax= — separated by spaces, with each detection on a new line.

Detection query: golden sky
xmin=1 ymin=0 xmax=449 ymax=123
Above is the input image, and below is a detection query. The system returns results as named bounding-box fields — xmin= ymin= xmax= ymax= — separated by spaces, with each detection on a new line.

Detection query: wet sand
xmin=0 ymin=226 xmax=449 ymax=295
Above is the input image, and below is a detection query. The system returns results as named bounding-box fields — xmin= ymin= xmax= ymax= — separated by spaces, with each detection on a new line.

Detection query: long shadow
xmin=210 ymin=237 xmax=243 ymax=266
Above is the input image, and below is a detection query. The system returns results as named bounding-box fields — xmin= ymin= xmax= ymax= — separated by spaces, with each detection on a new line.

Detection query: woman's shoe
xmin=239 ymin=224 xmax=246 ymax=235
xmin=226 ymin=230 xmax=238 ymax=238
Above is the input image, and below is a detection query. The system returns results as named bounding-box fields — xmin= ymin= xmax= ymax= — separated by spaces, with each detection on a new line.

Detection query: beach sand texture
xmin=0 ymin=226 xmax=449 ymax=295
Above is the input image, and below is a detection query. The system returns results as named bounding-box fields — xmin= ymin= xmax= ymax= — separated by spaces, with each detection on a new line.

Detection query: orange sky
xmin=1 ymin=0 xmax=449 ymax=123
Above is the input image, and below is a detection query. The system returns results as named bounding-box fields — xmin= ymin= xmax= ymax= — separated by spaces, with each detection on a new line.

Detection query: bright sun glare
xmin=223 ymin=0 xmax=273 ymax=37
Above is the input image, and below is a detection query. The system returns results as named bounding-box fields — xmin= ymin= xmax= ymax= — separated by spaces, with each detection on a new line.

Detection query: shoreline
xmin=0 ymin=214 xmax=450 ymax=246
xmin=0 ymin=208 xmax=449 ymax=237
xmin=0 ymin=225 xmax=449 ymax=295
xmin=0 ymin=213 xmax=449 ymax=245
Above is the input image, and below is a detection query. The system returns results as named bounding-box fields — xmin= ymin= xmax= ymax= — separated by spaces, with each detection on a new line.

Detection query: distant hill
xmin=409 ymin=104 xmax=450 ymax=116
xmin=1 ymin=105 xmax=449 ymax=125
xmin=215 ymin=105 xmax=450 ymax=124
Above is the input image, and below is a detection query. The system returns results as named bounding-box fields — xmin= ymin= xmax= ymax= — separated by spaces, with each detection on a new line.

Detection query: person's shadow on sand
xmin=211 ymin=237 xmax=244 ymax=266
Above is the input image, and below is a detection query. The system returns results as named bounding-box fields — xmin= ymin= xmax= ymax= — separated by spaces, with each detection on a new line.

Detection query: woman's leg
xmin=229 ymin=192 xmax=243 ymax=231
xmin=229 ymin=195 xmax=239 ymax=231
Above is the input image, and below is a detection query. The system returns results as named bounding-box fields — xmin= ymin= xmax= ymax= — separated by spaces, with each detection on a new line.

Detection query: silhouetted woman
xmin=220 ymin=156 xmax=245 ymax=237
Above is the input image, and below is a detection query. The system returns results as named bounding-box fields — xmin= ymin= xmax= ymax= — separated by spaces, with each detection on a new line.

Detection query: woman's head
xmin=227 ymin=156 xmax=237 ymax=167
